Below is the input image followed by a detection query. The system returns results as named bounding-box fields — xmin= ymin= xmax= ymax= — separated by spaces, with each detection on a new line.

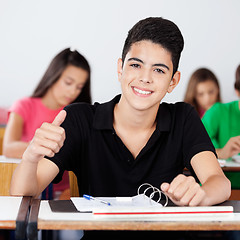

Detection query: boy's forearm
xmin=10 ymin=159 xmax=39 ymax=197
xmin=200 ymin=175 xmax=231 ymax=206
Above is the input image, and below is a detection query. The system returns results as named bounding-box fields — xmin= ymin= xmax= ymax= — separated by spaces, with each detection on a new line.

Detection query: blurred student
xmin=184 ymin=68 xmax=221 ymax=118
xmin=3 ymin=48 xmax=91 ymax=199
xmin=202 ymin=64 xmax=240 ymax=189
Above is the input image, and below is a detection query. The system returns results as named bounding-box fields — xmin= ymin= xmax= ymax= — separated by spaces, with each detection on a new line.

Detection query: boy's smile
xmin=117 ymin=40 xmax=180 ymax=113
xmin=132 ymin=86 xmax=153 ymax=97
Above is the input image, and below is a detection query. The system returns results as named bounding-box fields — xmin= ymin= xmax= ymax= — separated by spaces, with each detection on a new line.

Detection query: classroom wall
xmin=0 ymin=0 xmax=240 ymax=108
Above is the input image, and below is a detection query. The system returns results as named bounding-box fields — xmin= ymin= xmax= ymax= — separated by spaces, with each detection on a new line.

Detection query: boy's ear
xmin=117 ymin=58 xmax=123 ymax=82
xmin=167 ymin=71 xmax=181 ymax=93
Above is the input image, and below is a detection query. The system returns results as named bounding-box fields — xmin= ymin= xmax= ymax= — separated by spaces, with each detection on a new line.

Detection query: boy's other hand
xmin=160 ymin=174 xmax=206 ymax=206
xmin=22 ymin=110 xmax=66 ymax=163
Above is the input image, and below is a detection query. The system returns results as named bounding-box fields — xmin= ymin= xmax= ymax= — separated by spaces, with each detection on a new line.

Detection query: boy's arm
xmin=10 ymin=110 xmax=66 ymax=198
xmin=10 ymin=157 xmax=59 ymax=197
xmin=161 ymin=151 xmax=231 ymax=206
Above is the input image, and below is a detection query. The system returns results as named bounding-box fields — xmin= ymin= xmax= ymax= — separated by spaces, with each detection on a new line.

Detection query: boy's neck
xmin=113 ymin=97 xmax=159 ymax=132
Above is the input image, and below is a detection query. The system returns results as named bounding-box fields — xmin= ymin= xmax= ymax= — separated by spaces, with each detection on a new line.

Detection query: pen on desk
xmin=83 ymin=194 xmax=111 ymax=206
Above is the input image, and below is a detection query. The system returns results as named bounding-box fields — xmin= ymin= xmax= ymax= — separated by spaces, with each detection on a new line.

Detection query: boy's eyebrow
xmin=127 ymin=57 xmax=144 ymax=64
xmin=127 ymin=57 xmax=170 ymax=70
xmin=153 ymin=63 xmax=169 ymax=70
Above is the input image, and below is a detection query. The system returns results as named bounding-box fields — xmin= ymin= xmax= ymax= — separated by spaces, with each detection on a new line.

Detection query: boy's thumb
xmin=52 ymin=110 xmax=67 ymax=126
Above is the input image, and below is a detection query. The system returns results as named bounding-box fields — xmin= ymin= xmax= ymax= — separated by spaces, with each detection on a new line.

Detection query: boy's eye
xmin=154 ymin=68 xmax=165 ymax=74
xmin=130 ymin=63 xmax=140 ymax=68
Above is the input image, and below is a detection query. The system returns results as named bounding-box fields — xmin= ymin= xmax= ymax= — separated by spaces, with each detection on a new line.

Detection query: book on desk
xmin=46 ymin=194 xmax=234 ymax=221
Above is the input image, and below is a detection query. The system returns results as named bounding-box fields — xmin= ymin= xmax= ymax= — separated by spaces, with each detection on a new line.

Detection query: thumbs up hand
xmin=22 ymin=110 xmax=67 ymax=163
xmin=52 ymin=110 xmax=67 ymax=127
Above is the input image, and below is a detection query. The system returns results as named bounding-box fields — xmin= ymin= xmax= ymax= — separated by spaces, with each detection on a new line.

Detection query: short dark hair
xmin=32 ymin=48 xmax=91 ymax=104
xmin=122 ymin=17 xmax=184 ymax=76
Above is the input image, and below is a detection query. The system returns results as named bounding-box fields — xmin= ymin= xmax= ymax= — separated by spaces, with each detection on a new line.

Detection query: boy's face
xmin=117 ymin=40 xmax=180 ymax=112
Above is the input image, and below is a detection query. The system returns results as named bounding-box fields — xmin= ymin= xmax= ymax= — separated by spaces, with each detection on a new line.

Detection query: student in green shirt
xmin=202 ymin=64 xmax=240 ymax=188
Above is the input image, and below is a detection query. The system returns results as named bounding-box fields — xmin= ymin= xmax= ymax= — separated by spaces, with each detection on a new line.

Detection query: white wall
xmin=0 ymin=0 xmax=240 ymax=107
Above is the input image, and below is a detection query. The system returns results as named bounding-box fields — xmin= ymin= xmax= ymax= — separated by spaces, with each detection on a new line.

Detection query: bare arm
xmin=10 ymin=110 xmax=66 ymax=198
xmin=161 ymin=151 xmax=231 ymax=206
xmin=191 ymin=151 xmax=231 ymax=205
xmin=10 ymin=157 xmax=59 ymax=197
xmin=3 ymin=112 xmax=29 ymax=158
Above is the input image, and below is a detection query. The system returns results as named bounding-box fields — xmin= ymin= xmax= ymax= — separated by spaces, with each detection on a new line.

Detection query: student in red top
xmin=4 ymin=48 xmax=91 ymax=199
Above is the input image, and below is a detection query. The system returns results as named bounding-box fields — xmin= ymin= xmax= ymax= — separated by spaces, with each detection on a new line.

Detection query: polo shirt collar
xmin=93 ymin=94 xmax=171 ymax=132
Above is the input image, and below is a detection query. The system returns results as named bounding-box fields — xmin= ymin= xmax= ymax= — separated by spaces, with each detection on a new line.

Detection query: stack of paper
xmin=71 ymin=195 xmax=233 ymax=219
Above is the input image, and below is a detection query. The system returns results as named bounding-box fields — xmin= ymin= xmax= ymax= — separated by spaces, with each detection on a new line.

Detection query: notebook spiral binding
xmin=137 ymin=183 xmax=168 ymax=207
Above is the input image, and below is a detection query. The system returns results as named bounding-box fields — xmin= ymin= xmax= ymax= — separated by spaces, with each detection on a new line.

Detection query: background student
xmin=202 ymin=64 xmax=240 ymax=189
xmin=184 ymin=68 xmax=221 ymax=118
xmin=3 ymin=47 xmax=91 ymax=199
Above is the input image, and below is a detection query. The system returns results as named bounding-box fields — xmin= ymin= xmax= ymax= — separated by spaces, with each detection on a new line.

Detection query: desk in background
xmin=221 ymin=159 xmax=240 ymax=172
xmin=0 ymin=156 xmax=21 ymax=196
xmin=0 ymin=126 xmax=5 ymax=155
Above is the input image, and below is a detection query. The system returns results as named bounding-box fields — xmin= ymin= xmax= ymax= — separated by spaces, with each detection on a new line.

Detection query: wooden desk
xmin=0 ymin=156 xmax=21 ymax=196
xmin=26 ymin=199 xmax=240 ymax=240
xmin=36 ymin=217 xmax=240 ymax=231
xmin=0 ymin=126 xmax=5 ymax=155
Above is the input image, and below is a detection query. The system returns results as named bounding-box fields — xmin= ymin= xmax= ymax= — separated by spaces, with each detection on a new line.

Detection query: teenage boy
xmin=11 ymin=17 xmax=230 ymax=239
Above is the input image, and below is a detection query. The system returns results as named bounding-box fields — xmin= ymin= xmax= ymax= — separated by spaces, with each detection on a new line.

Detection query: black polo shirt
xmin=49 ymin=94 xmax=216 ymax=197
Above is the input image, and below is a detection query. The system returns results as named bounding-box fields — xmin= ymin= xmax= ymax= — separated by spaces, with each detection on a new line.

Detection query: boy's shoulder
xmin=161 ymin=101 xmax=194 ymax=115
xmin=63 ymin=98 xmax=116 ymax=130
xmin=64 ymin=102 xmax=95 ymax=116
xmin=158 ymin=102 xmax=196 ymax=128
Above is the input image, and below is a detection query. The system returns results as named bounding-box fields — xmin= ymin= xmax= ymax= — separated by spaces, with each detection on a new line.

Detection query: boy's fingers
xmin=167 ymin=174 xmax=186 ymax=194
xmin=160 ymin=182 xmax=170 ymax=192
xmin=52 ymin=110 xmax=67 ymax=126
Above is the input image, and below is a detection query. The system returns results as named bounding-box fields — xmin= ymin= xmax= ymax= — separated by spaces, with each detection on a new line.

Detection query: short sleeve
xmin=8 ymin=97 xmax=31 ymax=122
xmin=182 ymin=106 xmax=217 ymax=169
xmin=202 ymin=103 xmax=221 ymax=149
